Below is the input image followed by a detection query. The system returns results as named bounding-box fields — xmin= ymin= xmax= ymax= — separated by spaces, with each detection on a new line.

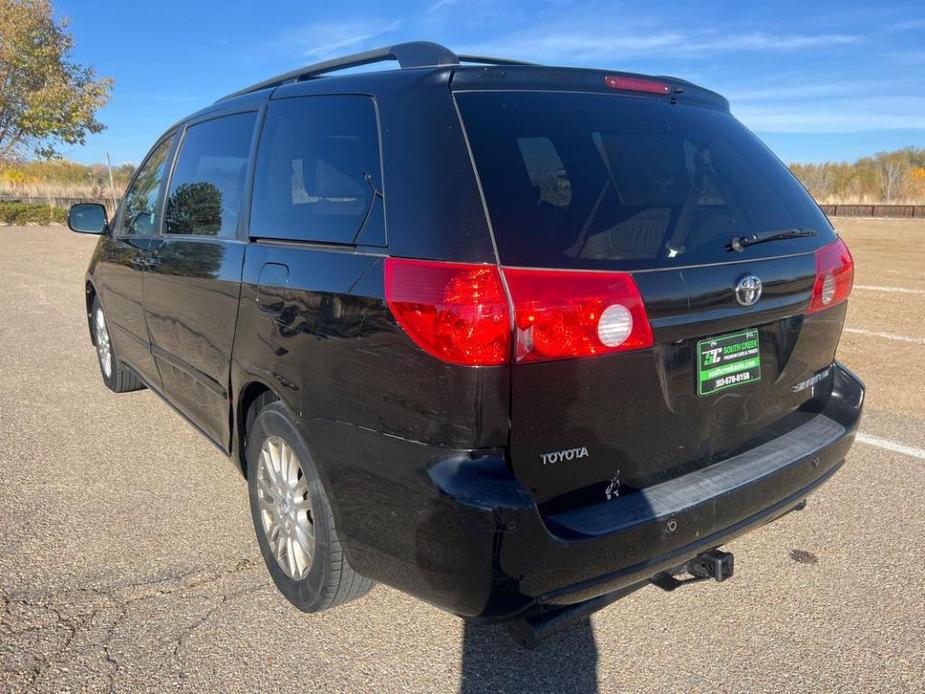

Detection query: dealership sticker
xmin=697 ymin=329 xmax=761 ymax=396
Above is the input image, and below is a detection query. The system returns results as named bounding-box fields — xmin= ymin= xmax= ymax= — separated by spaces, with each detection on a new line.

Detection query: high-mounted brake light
xmin=808 ymin=238 xmax=854 ymax=314
xmin=385 ymin=260 xmax=654 ymax=365
xmin=384 ymin=258 xmax=510 ymax=366
xmin=503 ymin=268 xmax=653 ymax=363
xmin=604 ymin=75 xmax=671 ymax=95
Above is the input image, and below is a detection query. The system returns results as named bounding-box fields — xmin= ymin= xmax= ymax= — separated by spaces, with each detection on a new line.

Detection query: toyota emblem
xmin=735 ymin=274 xmax=763 ymax=307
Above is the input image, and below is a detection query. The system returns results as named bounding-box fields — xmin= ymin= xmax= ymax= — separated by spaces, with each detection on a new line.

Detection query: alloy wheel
xmin=256 ymin=435 xmax=315 ymax=580
xmin=94 ymin=307 xmax=112 ymax=378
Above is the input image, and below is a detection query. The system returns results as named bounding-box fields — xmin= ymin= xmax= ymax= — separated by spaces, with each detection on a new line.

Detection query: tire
xmin=245 ymin=396 xmax=373 ymax=612
xmin=91 ymin=297 xmax=144 ymax=393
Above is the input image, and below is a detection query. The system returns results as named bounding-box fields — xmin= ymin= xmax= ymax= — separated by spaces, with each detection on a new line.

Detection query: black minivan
xmin=69 ymin=41 xmax=863 ymax=641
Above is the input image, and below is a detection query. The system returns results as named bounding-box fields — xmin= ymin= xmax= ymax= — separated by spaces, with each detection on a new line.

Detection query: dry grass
xmin=0 ymin=159 xmax=132 ymax=201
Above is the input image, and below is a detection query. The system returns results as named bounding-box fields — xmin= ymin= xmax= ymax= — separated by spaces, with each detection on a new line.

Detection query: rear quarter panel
xmin=232 ymin=242 xmax=510 ymax=447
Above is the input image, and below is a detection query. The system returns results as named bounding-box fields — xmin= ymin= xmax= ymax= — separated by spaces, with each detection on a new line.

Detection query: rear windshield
xmin=456 ymin=91 xmax=835 ymax=270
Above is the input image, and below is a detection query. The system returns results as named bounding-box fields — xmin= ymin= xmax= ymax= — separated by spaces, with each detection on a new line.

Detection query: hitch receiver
xmin=650 ymin=549 xmax=735 ymax=592
xmin=690 ymin=548 xmax=734 ymax=582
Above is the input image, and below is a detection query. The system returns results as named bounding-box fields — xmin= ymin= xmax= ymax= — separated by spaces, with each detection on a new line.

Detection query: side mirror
xmin=68 ymin=203 xmax=108 ymax=235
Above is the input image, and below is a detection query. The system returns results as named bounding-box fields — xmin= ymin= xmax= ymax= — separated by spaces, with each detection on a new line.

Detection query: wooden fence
xmin=819 ymin=204 xmax=925 ymax=218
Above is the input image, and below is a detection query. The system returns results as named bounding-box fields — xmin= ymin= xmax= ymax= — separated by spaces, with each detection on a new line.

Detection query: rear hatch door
xmin=455 ymin=81 xmax=847 ymax=510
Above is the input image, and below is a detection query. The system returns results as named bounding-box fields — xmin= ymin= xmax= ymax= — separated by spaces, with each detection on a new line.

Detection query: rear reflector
xmin=384 ymin=258 xmax=510 ymax=366
xmin=503 ymin=268 xmax=653 ymax=363
xmin=808 ymin=238 xmax=854 ymax=314
xmin=604 ymin=75 xmax=671 ymax=95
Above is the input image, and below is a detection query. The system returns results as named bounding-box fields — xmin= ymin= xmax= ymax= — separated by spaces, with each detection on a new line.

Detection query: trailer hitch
xmin=650 ymin=548 xmax=734 ymax=592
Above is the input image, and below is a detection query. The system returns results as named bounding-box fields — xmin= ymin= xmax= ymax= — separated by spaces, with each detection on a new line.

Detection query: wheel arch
xmin=233 ymin=379 xmax=282 ymax=478
xmin=85 ymin=279 xmax=98 ymax=344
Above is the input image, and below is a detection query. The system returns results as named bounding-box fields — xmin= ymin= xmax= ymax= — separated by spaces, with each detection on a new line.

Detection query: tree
xmin=0 ymin=0 xmax=112 ymax=159
xmin=875 ymin=152 xmax=909 ymax=202
xmin=164 ymin=182 xmax=223 ymax=237
xmin=788 ymin=147 xmax=925 ymax=203
xmin=792 ymin=162 xmax=835 ymax=200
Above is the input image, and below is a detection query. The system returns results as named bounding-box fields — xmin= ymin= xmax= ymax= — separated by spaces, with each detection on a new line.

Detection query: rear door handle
xmin=256 ymin=263 xmax=289 ymax=314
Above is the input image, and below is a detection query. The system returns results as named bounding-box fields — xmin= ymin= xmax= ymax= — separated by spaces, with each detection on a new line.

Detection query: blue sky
xmin=58 ymin=0 xmax=925 ymax=165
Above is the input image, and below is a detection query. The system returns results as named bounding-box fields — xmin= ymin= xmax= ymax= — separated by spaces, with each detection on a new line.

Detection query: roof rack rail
xmin=457 ymin=54 xmax=538 ymax=67
xmin=216 ymin=41 xmax=537 ymax=102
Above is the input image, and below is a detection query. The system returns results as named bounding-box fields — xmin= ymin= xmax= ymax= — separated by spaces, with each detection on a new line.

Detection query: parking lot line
xmin=842 ymin=328 xmax=925 ymax=345
xmin=856 ymin=432 xmax=925 ymax=461
xmin=854 ymin=285 xmax=925 ymax=295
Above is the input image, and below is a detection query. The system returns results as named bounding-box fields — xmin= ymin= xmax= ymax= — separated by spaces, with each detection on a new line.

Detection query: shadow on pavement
xmin=459 ymin=617 xmax=599 ymax=693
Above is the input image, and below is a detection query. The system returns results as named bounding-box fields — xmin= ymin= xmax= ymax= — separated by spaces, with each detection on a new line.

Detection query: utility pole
xmin=105 ymin=152 xmax=117 ymax=213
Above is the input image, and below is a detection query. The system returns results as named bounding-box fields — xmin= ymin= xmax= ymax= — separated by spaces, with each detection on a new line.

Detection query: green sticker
xmin=696 ymin=329 xmax=761 ymax=396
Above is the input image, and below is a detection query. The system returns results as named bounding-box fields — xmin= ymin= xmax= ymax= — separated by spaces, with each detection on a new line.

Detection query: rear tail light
xmin=604 ymin=75 xmax=671 ymax=95
xmin=808 ymin=238 xmax=854 ymax=314
xmin=384 ymin=258 xmax=510 ymax=366
xmin=384 ymin=258 xmax=654 ymax=366
xmin=504 ymin=268 xmax=653 ymax=362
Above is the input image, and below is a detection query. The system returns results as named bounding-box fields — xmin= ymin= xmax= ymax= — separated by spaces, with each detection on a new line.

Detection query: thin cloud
xmin=727 ymin=79 xmax=895 ymax=102
xmin=462 ymin=29 xmax=861 ymax=64
xmin=884 ymin=18 xmax=925 ymax=32
xmin=282 ymin=19 xmax=402 ymax=59
xmin=728 ymin=32 xmax=859 ymax=50
xmin=886 ymin=50 xmax=925 ymax=65
xmin=735 ymin=96 xmax=925 ymax=133
xmin=426 ymin=0 xmax=459 ymax=13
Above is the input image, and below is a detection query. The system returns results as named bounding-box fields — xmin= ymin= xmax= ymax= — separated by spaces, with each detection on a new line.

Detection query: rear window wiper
xmin=729 ymin=228 xmax=817 ymax=252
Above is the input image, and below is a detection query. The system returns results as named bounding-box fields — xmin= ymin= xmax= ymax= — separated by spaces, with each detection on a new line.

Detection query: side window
xmin=116 ymin=134 xmax=176 ymax=236
xmin=164 ymin=112 xmax=257 ymax=238
xmin=250 ymin=95 xmax=383 ymax=244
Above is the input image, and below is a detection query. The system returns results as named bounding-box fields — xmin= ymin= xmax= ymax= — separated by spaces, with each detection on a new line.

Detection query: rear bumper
xmin=308 ymin=362 xmax=864 ymax=619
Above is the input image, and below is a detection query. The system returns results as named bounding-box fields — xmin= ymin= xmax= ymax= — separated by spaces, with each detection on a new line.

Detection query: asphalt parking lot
xmin=1 ymin=218 xmax=923 ymax=693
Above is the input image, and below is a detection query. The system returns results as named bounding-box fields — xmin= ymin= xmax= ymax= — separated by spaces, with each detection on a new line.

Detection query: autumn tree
xmin=876 ymin=152 xmax=908 ymax=201
xmin=790 ymin=147 xmax=925 ymax=203
xmin=0 ymin=0 xmax=112 ymax=159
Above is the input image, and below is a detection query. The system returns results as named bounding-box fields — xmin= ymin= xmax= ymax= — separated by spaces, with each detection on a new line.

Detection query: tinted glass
xmin=457 ymin=92 xmax=835 ymax=270
xmin=116 ymin=134 xmax=176 ymax=236
xmin=164 ymin=112 xmax=257 ymax=238
xmin=250 ymin=95 xmax=383 ymax=244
